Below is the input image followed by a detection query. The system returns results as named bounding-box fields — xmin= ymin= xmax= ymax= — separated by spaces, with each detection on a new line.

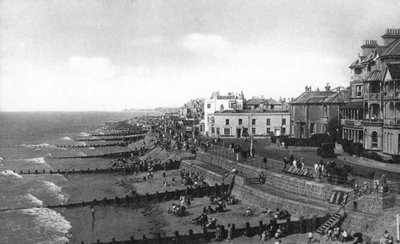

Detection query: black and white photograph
xmin=1 ymin=0 xmax=400 ymax=243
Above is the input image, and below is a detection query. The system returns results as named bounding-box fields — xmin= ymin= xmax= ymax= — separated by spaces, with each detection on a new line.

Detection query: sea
xmin=0 ymin=112 xmax=140 ymax=244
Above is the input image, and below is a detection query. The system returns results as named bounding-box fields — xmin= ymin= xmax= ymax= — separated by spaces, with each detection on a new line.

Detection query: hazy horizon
xmin=1 ymin=0 xmax=400 ymax=111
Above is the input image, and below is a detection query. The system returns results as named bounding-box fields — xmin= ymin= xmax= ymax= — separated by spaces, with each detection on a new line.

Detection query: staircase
xmin=316 ymin=207 xmax=346 ymax=235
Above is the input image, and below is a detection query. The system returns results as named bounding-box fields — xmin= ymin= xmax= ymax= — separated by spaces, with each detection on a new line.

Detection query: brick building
xmin=340 ymin=28 xmax=400 ymax=158
xmin=290 ymin=85 xmax=349 ymax=138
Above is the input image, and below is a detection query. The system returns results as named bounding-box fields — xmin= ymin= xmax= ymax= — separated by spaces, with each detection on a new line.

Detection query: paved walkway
xmin=334 ymin=143 xmax=400 ymax=175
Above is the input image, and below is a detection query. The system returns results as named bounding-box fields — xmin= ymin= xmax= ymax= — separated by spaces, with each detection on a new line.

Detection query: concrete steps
xmin=316 ymin=212 xmax=341 ymax=234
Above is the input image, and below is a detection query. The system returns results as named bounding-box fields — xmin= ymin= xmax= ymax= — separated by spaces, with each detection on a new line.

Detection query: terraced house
xmin=340 ymin=28 xmax=400 ymax=159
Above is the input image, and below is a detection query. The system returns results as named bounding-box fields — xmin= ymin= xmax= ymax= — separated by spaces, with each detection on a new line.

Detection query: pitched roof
xmin=386 ymin=63 xmax=400 ymax=80
xmin=245 ymin=98 xmax=280 ymax=105
xmin=381 ymin=38 xmax=400 ymax=57
xmin=290 ymin=90 xmax=348 ymax=105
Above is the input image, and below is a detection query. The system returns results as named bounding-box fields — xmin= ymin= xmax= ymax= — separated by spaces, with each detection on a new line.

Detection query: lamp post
xmin=248 ymin=114 xmax=254 ymax=157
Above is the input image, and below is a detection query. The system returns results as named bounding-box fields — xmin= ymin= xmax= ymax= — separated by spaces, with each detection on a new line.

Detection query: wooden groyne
xmin=52 ymin=150 xmax=139 ymax=159
xmin=16 ymin=161 xmax=181 ymax=175
xmin=74 ymin=134 xmax=146 ymax=142
xmin=55 ymin=142 xmax=128 ymax=148
xmin=0 ymin=184 xmax=229 ymax=213
xmin=90 ymin=131 xmax=148 ymax=137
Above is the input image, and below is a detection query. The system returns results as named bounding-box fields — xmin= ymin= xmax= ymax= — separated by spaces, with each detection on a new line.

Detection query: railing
xmin=340 ymin=119 xmax=362 ymax=127
xmin=364 ymin=93 xmax=382 ymax=100
xmin=384 ymin=119 xmax=400 ymax=127
xmin=384 ymin=93 xmax=400 ymax=100
xmin=206 ymin=146 xmax=267 ymax=170
xmin=363 ymin=119 xmax=383 ymax=126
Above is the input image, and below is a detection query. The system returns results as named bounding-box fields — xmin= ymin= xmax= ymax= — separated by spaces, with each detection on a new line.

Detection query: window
xmin=398 ymin=134 xmax=400 ymax=154
xmin=282 ymin=127 xmax=286 ymax=134
xmin=267 ymin=128 xmax=271 ymax=133
xmin=266 ymin=118 xmax=270 ymax=125
xmin=252 ymin=128 xmax=256 ymax=134
xmin=356 ymin=85 xmax=362 ymax=97
xmin=282 ymin=118 xmax=286 ymax=125
xmin=207 ymin=103 xmax=211 ymax=109
xmin=323 ymin=105 xmax=328 ymax=117
xmin=252 ymin=119 xmax=256 ymax=125
xmin=310 ymin=123 xmax=315 ymax=134
xmin=372 ymin=131 xmax=378 ymax=149
xmin=220 ymin=104 xmax=224 ymax=110
xmin=270 ymin=105 xmax=274 ymax=110
xmin=238 ymin=119 xmax=242 ymax=125
xmin=224 ymin=128 xmax=230 ymax=135
xmin=225 ymin=119 xmax=229 ymax=125
xmin=216 ymin=128 xmax=220 ymax=135
xmin=211 ymin=127 xmax=215 ymax=134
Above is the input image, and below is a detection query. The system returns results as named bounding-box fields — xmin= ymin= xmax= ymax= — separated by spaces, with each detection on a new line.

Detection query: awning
xmin=340 ymin=101 xmax=363 ymax=110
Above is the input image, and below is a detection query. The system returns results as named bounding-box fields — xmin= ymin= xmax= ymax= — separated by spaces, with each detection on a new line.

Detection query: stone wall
xmin=231 ymin=183 xmax=329 ymax=218
xmin=197 ymin=151 xmax=353 ymax=202
xmin=263 ymin=171 xmax=352 ymax=202
xmin=181 ymin=160 xmax=330 ymax=218
xmin=355 ymin=193 xmax=397 ymax=214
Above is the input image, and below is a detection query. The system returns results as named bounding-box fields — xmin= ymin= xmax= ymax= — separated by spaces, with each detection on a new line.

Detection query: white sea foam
xmin=77 ymin=142 xmax=87 ymax=146
xmin=24 ymin=157 xmax=50 ymax=167
xmin=0 ymin=170 xmax=23 ymax=178
xmin=0 ymin=156 xmax=3 ymax=162
xmin=79 ymin=132 xmax=91 ymax=137
xmin=41 ymin=181 xmax=69 ymax=204
xmin=88 ymin=147 xmax=95 ymax=150
xmin=25 ymin=193 xmax=44 ymax=207
xmin=21 ymin=143 xmax=57 ymax=149
xmin=22 ymin=207 xmax=71 ymax=243
xmin=61 ymin=137 xmax=73 ymax=141
xmin=76 ymin=152 xmax=87 ymax=157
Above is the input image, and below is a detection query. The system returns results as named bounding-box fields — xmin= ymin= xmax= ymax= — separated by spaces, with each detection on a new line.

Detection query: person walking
xmin=307 ymin=232 xmax=313 ymax=244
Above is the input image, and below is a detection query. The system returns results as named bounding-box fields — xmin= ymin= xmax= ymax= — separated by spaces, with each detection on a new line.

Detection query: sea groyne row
xmin=75 ymin=215 xmax=328 ymax=244
xmin=55 ymin=143 xmax=128 ymax=148
xmin=0 ymin=184 xmax=229 ymax=213
xmin=90 ymin=131 xmax=148 ymax=137
xmin=16 ymin=162 xmax=181 ymax=175
xmin=52 ymin=150 xmax=142 ymax=159
xmin=74 ymin=134 xmax=146 ymax=142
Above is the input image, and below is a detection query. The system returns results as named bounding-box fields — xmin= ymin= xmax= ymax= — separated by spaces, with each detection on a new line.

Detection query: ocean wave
xmin=25 ymin=193 xmax=44 ymax=207
xmin=77 ymin=142 xmax=87 ymax=146
xmin=0 ymin=170 xmax=23 ymax=178
xmin=20 ymin=143 xmax=57 ymax=149
xmin=88 ymin=147 xmax=95 ymax=150
xmin=41 ymin=181 xmax=69 ymax=204
xmin=61 ymin=137 xmax=73 ymax=141
xmin=79 ymin=132 xmax=91 ymax=137
xmin=76 ymin=152 xmax=87 ymax=157
xmin=24 ymin=157 xmax=50 ymax=167
xmin=0 ymin=156 xmax=3 ymax=162
xmin=22 ymin=207 xmax=71 ymax=243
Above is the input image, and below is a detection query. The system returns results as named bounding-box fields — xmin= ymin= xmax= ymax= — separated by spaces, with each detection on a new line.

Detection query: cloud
xmin=181 ymin=33 xmax=232 ymax=59
xmin=68 ymin=56 xmax=117 ymax=79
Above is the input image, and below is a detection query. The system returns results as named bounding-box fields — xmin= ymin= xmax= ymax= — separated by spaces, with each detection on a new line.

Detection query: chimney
xmin=382 ymin=29 xmax=400 ymax=46
xmin=360 ymin=40 xmax=377 ymax=56
xmin=325 ymin=83 xmax=331 ymax=91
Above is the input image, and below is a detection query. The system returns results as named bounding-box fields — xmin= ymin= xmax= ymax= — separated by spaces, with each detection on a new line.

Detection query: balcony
xmin=363 ymin=119 xmax=383 ymax=126
xmin=384 ymin=93 xmax=400 ymax=100
xmin=364 ymin=93 xmax=382 ymax=100
xmin=384 ymin=119 xmax=400 ymax=128
xmin=340 ymin=119 xmax=363 ymax=127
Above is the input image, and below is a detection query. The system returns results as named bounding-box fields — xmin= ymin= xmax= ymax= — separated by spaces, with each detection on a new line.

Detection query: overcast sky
xmin=1 ymin=0 xmax=400 ymax=111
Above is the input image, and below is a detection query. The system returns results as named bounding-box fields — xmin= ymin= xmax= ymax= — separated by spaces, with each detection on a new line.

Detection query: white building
xmin=204 ymin=91 xmax=244 ymax=136
xmin=209 ymin=110 xmax=290 ymax=138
